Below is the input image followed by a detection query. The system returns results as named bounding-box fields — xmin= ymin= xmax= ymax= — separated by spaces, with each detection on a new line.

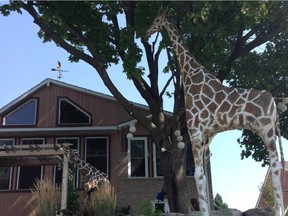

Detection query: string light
xmin=175 ymin=129 xmax=185 ymax=150
xmin=127 ymin=121 xmax=136 ymax=140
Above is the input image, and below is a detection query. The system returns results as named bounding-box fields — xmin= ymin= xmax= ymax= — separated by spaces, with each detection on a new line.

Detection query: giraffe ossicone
xmin=146 ymin=12 xmax=285 ymax=216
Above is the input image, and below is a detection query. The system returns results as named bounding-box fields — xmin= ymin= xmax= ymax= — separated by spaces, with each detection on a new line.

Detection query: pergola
xmin=0 ymin=143 xmax=71 ymax=211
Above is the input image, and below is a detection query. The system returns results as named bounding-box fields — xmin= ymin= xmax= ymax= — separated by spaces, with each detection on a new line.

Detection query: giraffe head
xmin=146 ymin=9 xmax=168 ymax=37
xmin=84 ymin=179 xmax=96 ymax=192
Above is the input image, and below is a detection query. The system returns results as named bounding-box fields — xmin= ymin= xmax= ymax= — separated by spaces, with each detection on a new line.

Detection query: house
xmin=256 ymin=161 xmax=288 ymax=211
xmin=0 ymin=78 xmax=213 ymax=215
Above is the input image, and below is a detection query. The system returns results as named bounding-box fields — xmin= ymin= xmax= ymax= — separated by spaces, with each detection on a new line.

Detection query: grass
xmin=85 ymin=185 xmax=116 ymax=216
xmin=31 ymin=178 xmax=61 ymax=216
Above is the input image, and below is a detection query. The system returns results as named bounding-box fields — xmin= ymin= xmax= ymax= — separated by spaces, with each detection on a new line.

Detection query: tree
xmin=214 ymin=193 xmax=228 ymax=210
xmin=1 ymin=1 xmax=288 ymax=213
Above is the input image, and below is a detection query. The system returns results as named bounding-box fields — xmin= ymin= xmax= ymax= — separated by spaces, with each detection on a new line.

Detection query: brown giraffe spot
xmin=186 ymin=94 xmax=193 ymax=108
xmin=201 ymin=95 xmax=211 ymax=105
xmin=217 ymin=113 xmax=227 ymax=126
xmin=214 ymin=91 xmax=227 ymax=104
xmin=245 ymin=103 xmax=262 ymax=117
xmin=191 ymin=107 xmax=199 ymax=114
xmin=227 ymin=89 xmax=240 ymax=104
xmin=207 ymin=102 xmax=218 ymax=110
xmin=229 ymin=105 xmax=241 ymax=116
xmin=200 ymin=109 xmax=209 ymax=120
xmin=179 ymin=53 xmax=185 ymax=66
xmin=194 ymin=100 xmax=205 ymax=110
xmin=202 ymin=85 xmax=215 ymax=98
xmin=192 ymin=72 xmax=204 ymax=84
xmin=219 ymin=101 xmax=231 ymax=113
xmin=246 ymin=116 xmax=258 ymax=127
xmin=267 ymin=127 xmax=274 ymax=138
xmin=177 ymin=44 xmax=184 ymax=55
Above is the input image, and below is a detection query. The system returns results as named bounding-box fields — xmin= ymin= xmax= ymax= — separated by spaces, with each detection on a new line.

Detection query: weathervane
xmin=51 ymin=61 xmax=69 ymax=79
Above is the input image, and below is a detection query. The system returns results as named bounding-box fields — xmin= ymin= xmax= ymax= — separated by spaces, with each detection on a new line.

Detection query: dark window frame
xmin=0 ymin=139 xmax=14 ymax=190
xmin=58 ymin=98 xmax=91 ymax=125
xmin=17 ymin=138 xmax=44 ymax=190
xmin=128 ymin=137 xmax=148 ymax=178
xmin=54 ymin=137 xmax=80 ymax=188
xmin=85 ymin=137 xmax=109 ymax=175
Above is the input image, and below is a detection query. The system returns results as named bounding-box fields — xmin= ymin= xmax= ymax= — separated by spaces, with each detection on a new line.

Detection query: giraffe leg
xmin=192 ymin=142 xmax=209 ymax=215
xmin=262 ymin=128 xmax=285 ymax=216
xmin=268 ymin=149 xmax=284 ymax=216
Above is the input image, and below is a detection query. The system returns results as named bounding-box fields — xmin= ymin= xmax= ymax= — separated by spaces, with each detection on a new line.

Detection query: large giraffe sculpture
xmin=146 ymin=13 xmax=285 ymax=215
xmin=62 ymin=147 xmax=110 ymax=192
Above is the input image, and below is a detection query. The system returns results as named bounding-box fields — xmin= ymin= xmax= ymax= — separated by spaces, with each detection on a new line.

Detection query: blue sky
xmin=1 ymin=8 xmax=287 ymax=212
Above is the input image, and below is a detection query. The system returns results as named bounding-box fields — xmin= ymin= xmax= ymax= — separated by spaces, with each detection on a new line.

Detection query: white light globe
xmin=283 ymin=97 xmax=288 ymax=104
xmin=174 ymin=130 xmax=181 ymax=137
xmin=177 ymin=135 xmax=183 ymax=142
xmin=278 ymin=102 xmax=287 ymax=112
xmin=161 ymin=147 xmax=167 ymax=152
xmin=126 ymin=133 xmax=133 ymax=139
xmin=129 ymin=125 xmax=136 ymax=133
xmin=177 ymin=142 xmax=185 ymax=150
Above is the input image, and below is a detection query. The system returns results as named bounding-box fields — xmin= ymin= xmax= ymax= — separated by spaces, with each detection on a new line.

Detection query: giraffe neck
xmin=162 ymin=19 xmax=204 ymax=79
xmin=66 ymin=150 xmax=92 ymax=179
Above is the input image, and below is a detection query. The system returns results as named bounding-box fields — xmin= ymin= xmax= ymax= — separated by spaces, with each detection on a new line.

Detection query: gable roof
xmin=0 ymin=78 xmax=173 ymax=132
xmin=0 ymin=78 xmax=150 ymax=114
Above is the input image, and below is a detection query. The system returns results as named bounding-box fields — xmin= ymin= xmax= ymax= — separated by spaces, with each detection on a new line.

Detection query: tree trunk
xmin=160 ymin=141 xmax=192 ymax=213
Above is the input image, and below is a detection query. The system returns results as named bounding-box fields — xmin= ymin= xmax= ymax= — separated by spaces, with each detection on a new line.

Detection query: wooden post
xmin=61 ymin=154 xmax=69 ymax=211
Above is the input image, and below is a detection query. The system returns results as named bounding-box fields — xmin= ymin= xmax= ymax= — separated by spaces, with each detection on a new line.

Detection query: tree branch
xmin=21 ymin=1 xmax=156 ymax=134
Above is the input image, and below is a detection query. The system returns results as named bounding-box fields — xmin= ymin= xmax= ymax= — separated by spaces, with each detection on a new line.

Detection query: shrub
xmin=85 ymin=185 xmax=116 ymax=216
xmin=134 ymin=200 xmax=162 ymax=216
xmin=67 ymin=166 xmax=80 ymax=214
xmin=31 ymin=178 xmax=61 ymax=216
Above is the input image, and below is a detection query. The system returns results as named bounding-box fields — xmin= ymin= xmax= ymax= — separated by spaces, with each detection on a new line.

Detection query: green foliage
xmin=258 ymin=182 xmax=274 ymax=208
xmin=2 ymin=1 xmax=288 ymax=212
xmin=31 ymin=178 xmax=61 ymax=216
xmin=131 ymin=200 xmax=162 ymax=216
xmin=0 ymin=1 xmax=22 ymax=16
xmin=67 ymin=166 xmax=80 ymax=214
xmin=214 ymin=193 xmax=228 ymax=210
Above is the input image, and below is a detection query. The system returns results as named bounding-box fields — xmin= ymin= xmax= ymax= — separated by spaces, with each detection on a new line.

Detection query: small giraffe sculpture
xmin=62 ymin=147 xmax=110 ymax=192
xmin=146 ymin=12 xmax=285 ymax=215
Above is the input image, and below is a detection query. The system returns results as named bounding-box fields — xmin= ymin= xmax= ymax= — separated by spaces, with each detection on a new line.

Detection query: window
xmin=128 ymin=137 xmax=148 ymax=178
xmin=3 ymin=99 xmax=37 ymax=125
xmin=58 ymin=98 xmax=90 ymax=125
xmin=153 ymin=144 xmax=163 ymax=177
xmin=85 ymin=137 xmax=108 ymax=174
xmin=17 ymin=139 xmax=43 ymax=190
xmin=0 ymin=139 xmax=13 ymax=190
xmin=54 ymin=138 xmax=79 ymax=187
xmin=153 ymin=142 xmax=195 ymax=177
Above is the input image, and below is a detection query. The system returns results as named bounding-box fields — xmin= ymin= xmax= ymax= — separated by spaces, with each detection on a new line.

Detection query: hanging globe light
xmin=177 ymin=142 xmax=185 ymax=150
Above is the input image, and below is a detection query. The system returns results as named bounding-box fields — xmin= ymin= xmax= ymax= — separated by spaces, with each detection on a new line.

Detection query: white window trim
xmin=3 ymin=99 xmax=37 ymax=126
xmin=128 ymin=137 xmax=148 ymax=178
xmin=153 ymin=143 xmax=163 ymax=178
xmin=85 ymin=137 xmax=109 ymax=175
xmin=17 ymin=138 xmax=44 ymax=190
xmin=58 ymin=98 xmax=91 ymax=125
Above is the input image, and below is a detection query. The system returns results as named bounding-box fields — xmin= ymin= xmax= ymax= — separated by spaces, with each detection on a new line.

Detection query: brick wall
xmin=116 ymin=152 xmax=201 ymax=212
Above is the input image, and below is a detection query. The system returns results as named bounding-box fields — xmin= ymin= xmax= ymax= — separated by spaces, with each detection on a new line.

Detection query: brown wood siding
xmin=25 ymin=83 xmax=140 ymax=127
xmin=0 ymin=80 xmax=207 ymax=215
xmin=0 ymin=192 xmax=36 ymax=216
